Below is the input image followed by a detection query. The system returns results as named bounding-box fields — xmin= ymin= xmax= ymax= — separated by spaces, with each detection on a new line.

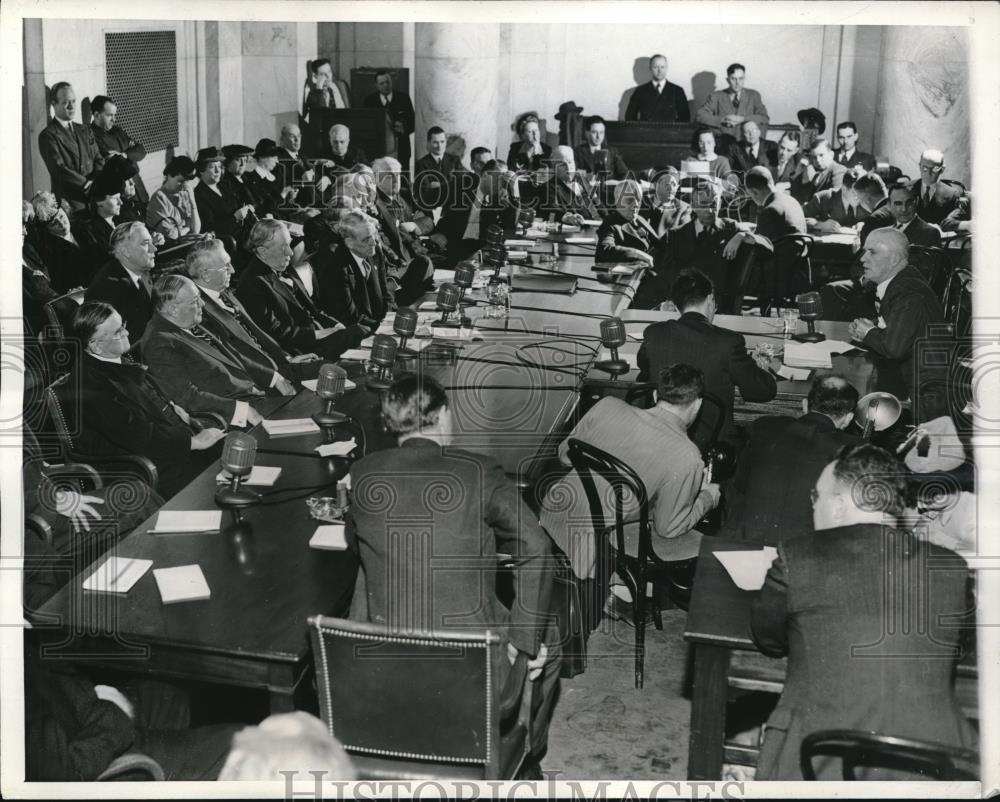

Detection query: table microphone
xmin=215 ymin=431 xmax=261 ymax=521
xmin=435 ymin=283 xmax=464 ymax=328
xmin=485 ymin=223 xmax=505 ymax=248
xmin=454 ymin=262 xmax=477 ymax=307
xmin=516 ymin=207 xmax=535 ymax=233
xmin=393 ymin=307 xmax=419 ymax=357
xmin=594 ymin=317 xmax=630 ymax=378
xmin=793 ymin=291 xmax=826 ymax=343
xmin=312 ymin=362 xmax=348 ymax=442
xmin=366 ymin=334 xmax=397 ymax=391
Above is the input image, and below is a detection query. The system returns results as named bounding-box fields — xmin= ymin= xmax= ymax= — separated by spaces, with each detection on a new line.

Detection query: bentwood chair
xmin=307 ymin=616 xmax=532 ymax=780
xmin=800 ymin=730 xmax=978 ymax=781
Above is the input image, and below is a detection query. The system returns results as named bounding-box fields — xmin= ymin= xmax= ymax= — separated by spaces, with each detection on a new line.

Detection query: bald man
xmin=535 ymin=146 xmax=601 ymax=225
xmin=910 ymin=148 xmax=963 ymax=225
xmin=847 ymin=228 xmax=943 ymax=399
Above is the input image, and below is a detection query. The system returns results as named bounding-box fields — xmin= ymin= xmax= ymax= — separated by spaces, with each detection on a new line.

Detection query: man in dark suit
xmin=362 ymin=71 xmax=415 ymax=170
xmin=141 ymin=275 xmax=271 ymax=427
xmin=886 ymin=181 xmax=942 ymax=247
xmin=413 ymin=126 xmax=464 ymax=211
xmin=275 ymin=123 xmax=332 ymax=202
xmin=696 ymin=63 xmax=770 ymax=140
xmin=90 ymin=94 xmax=149 ymax=204
xmin=85 ymin=221 xmax=158 ymax=342
xmin=833 ymin=121 xmax=876 ymax=172
xmin=572 ymin=115 xmax=629 ymax=180
xmin=535 ymin=146 xmax=601 ymax=225
xmin=313 ymin=210 xmax=394 ymax=329
xmin=186 ymin=237 xmax=318 ymax=386
xmin=66 ymin=302 xmax=226 ymax=500
xmin=637 ymin=269 xmax=778 ymax=449
xmin=37 ymin=82 xmax=103 ymax=213
xmin=319 ymin=124 xmax=369 ymax=172
xmin=235 ymin=219 xmax=369 ymax=361
xmin=727 ymin=376 xmax=859 ymax=544
xmin=790 ymin=138 xmax=847 ymax=205
xmin=911 ymin=148 xmax=963 ymax=225
xmin=596 ymin=179 xmax=666 ymax=308
xmin=348 ymin=374 xmax=563 ymax=770
xmin=770 ymin=132 xmax=803 ymax=187
xmin=432 ymin=160 xmax=521 ymax=263
xmin=751 ymin=444 xmax=974 ymax=780
xmin=848 ymin=228 xmax=944 ymax=399
xmin=728 ymin=120 xmax=778 ymax=175
xmin=803 ymin=170 xmax=863 ymax=232
xmin=624 ymin=54 xmax=690 ymax=122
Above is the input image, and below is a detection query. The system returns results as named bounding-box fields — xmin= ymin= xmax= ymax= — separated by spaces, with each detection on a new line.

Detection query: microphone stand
xmin=215 ymin=472 xmax=261 ymax=524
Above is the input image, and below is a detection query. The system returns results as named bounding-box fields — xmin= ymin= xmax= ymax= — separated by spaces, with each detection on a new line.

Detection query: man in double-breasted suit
xmin=637 ymin=269 xmax=777 ymax=449
xmin=751 ymin=444 xmax=975 ymax=780
xmin=362 ymin=71 xmax=415 ymax=170
xmin=85 ymin=221 xmax=158 ymax=342
xmin=235 ymin=220 xmax=369 ymax=361
xmin=625 ymin=54 xmax=690 ymax=122
xmin=37 ymin=83 xmax=103 ymax=212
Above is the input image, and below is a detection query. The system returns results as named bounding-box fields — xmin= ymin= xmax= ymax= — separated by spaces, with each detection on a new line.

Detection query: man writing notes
xmin=750 ymin=444 xmax=975 ymax=780
xmin=625 ymin=54 xmax=690 ymax=122
xmin=696 ymin=63 xmax=769 ymax=141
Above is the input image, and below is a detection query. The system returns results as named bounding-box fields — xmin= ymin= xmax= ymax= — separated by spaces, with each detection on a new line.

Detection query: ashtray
xmin=306 ymin=496 xmax=345 ymax=523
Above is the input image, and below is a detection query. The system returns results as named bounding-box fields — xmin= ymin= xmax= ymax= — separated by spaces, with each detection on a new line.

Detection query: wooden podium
xmin=603 ymin=122 xmax=696 ymax=172
xmin=313 ymin=108 xmax=395 ymax=161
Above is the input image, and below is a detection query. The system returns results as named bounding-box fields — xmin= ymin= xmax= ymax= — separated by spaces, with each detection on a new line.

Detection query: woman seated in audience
xmin=146 ymin=156 xmax=202 ymax=243
xmin=22 ymin=200 xmax=57 ymax=337
xmin=244 ymin=138 xmax=298 ymax=219
xmin=690 ymin=127 xmax=733 ymax=181
xmin=506 ymin=113 xmax=552 ymax=172
xmin=28 ymin=191 xmax=91 ymax=292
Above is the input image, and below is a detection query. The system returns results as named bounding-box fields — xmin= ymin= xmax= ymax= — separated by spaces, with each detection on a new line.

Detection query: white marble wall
xmin=875 ymin=26 xmax=970 ymax=187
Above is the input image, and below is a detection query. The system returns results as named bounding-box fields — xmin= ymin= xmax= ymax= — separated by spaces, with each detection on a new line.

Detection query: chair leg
xmin=634 ymin=590 xmax=646 ymax=689
xmin=651 ymin=601 xmax=663 ymax=631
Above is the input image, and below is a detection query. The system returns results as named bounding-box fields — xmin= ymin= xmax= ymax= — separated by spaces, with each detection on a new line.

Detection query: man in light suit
xmin=911 ymin=148 xmax=963 ymax=225
xmin=141 ymin=275 xmax=269 ymax=427
xmin=625 ymin=54 xmax=690 ymax=123
xmin=187 ymin=238 xmax=319 ymax=386
xmin=572 ymin=115 xmax=629 ymax=180
xmin=362 ymin=71 xmax=415 ymax=170
xmin=790 ymin=138 xmax=847 ymax=205
xmin=751 ymin=444 xmax=974 ymax=780
xmin=696 ymin=63 xmax=770 ymax=141
xmin=85 ymin=221 xmax=158 ymax=342
xmin=235 ymin=219 xmax=369 ymax=361
xmin=38 ymin=82 xmax=103 ymax=212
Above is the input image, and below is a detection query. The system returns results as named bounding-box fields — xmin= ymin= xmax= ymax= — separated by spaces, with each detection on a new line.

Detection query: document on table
xmin=816 ymin=232 xmax=859 ymax=246
xmin=301 ymin=378 xmax=357 ymax=392
xmin=714 ymin=548 xmax=778 ymax=591
xmin=776 ymin=365 xmax=812 ymax=381
xmin=581 ymin=219 xmax=603 ymax=227
xmin=82 ymin=556 xmax=153 ymax=593
xmin=782 ymin=339 xmax=863 ymax=369
xmin=153 ymin=565 xmax=211 ymax=604
xmin=261 ymin=418 xmax=321 ymax=438
xmin=564 ymin=236 xmax=596 ymax=244
xmin=339 ymin=348 xmax=371 ymax=361
xmin=433 ymin=269 xmax=456 ymax=283
xmin=215 ymin=465 xmax=282 ymax=486
xmin=504 ymin=239 xmax=535 ymax=248
xmin=150 ymin=510 xmax=223 ymax=534
xmin=597 ymin=349 xmax=638 ymax=368
xmin=314 ymin=438 xmax=357 ymax=458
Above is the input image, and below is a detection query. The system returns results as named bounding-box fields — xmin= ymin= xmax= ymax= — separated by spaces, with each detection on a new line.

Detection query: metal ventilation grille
xmin=104 ymin=30 xmax=178 ymax=152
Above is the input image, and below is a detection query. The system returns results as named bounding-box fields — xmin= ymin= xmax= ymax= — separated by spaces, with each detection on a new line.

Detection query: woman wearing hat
xmin=76 ymin=171 xmax=126 ymax=276
xmin=244 ymin=138 xmax=299 ymax=218
xmin=220 ymin=144 xmax=261 ymax=218
xmin=194 ymin=146 xmax=252 ymax=254
xmin=146 ymin=155 xmax=202 ymax=243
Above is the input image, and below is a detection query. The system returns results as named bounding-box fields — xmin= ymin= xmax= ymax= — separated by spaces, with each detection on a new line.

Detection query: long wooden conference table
xmin=34 ymin=229 xmax=642 ymax=712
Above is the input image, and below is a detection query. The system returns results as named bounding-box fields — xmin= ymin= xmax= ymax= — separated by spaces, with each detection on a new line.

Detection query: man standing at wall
xmin=38 ymin=82 xmax=103 ymax=213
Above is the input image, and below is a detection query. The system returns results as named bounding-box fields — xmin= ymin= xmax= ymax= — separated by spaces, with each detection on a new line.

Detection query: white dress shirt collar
xmin=254 ymin=164 xmax=275 ymax=181
xmin=89 ymin=351 xmax=122 ymax=364
xmin=121 ymin=265 xmax=146 ymax=289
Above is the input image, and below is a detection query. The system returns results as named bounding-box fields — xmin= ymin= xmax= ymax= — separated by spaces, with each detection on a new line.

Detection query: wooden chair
xmin=307 ymin=616 xmax=532 ymax=780
xmin=43 ymin=289 xmax=85 ymax=339
xmin=567 ymin=438 xmax=698 ymax=688
xmin=908 ymin=245 xmax=952 ymax=298
xmin=943 ymin=269 xmax=973 ymax=339
xmin=800 ymin=729 xmax=978 ymax=781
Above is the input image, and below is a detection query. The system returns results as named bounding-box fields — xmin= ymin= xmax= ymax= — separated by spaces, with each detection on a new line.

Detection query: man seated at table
xmin=348 ymin=374 xmax=563 ymax=775
xmin=141 ymin=274 xmax=278 ymax=428
xmin=696 ymin=62 xmax=769 ymax=142
xmin=540 ymin=363 xmax=720 ymax=590
xmin=572 ymin=115 xmax=629 ymax=180
xmin=319 ymin=124 xmax=369 ymax=173
xmin=235 ymin=219 xmax=370 ymax=361
xmin=66 ymin=301 xmax=226 ymax=499
xmin=726 ymin=375 xmax=859 ymax=545
xmin=637 ymin=269 xmax=778 ymax=450
xmin=911 ymin=148 xmax=963 ymax=226
xmin=790 ymin=138 xmax=847 ymax=205
xmin=846 ymin=228 xmax=943 ymax=399
xmin=84 ymin=221 xmax=158 ymax=342
xmin=750 ymin=443 xmax=975 ymax=780
xmin=833 ymin=120 xmax=876 ymax=172
xmin=414 ymin=126 xmax=464 ymax=212
xmin=534 ymin=146 xmax=601 ymax=226
xmin=648 ymin=167 xmax=693 ymax=236
xmin=469 ymin=146 xmax=493 ymax=176
xmin=728 ymin=120 xmax=777 ymax=176
xmin=883 ymin=180 xmax=943 ymax=247
xmin=770 ymin=131 xmax=803 ymax=189
xmin=432 ymin=159 xmax=521 ymax=262
xmin=804 ymin=169 xmax=864 ymax=233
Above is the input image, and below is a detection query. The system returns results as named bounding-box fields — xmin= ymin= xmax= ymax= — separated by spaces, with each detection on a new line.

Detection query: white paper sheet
xmin=713 ymin=548 xmax=778 ymax=591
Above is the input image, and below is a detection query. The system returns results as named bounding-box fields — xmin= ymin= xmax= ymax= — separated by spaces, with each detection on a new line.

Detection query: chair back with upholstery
xmin=943 ymin=269 xmax=972 ymax=339
xmin=43 ymin=290 xmax=85 ymax=339
xmin=45 ymin=373 xmax=77 ymax=462
xmin=908 ymin=245 xmax=952 ymax=297
xmin=800 ymin=729 xmax=978 ymax=781
xmin=307 ymin=616 xmax=529 ymax=780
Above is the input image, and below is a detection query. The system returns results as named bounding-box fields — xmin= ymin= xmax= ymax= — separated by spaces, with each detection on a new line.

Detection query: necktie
xmin=381 ymin=95 xmax=388 ymax=107
xmin=137 ymin=275 xmax=153 ymax=300
xmin=189 ymin=325 xmax=216 ymax=348
xmin=733 ymin=93 xmax=741 ymax=107
xmin=221 ymin=290 xmax=266 ymax=351
xmin=924 ymin=185 xmax=933 ymax=203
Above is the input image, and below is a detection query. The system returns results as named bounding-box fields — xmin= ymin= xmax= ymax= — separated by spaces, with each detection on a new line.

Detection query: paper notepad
xmin=776 ymin=365 xmax=812 ymax=381
xmin=261 ymin=418 xmax=321 ymax=438
xmin=301 ymin=378 xmax=356 ymax=393
xmin=150 ymin=510 xmax=222 ymax=534
xmin=524 ymin=229 xmax=550 ymax=238
xmin=309 ymin=524 xmax=348 ymax=551
xmin=783 ymin=340 xmax=862 ymax=369
xmin=564 ymin=236 xmax=596 ymax=244
xmin=216 ymin=465 xmax=282 ymax=486
xmin=504 ymin=239 xmax=534 ymax=248
xmin=610 ymin=264 xmax=638 ymax=275
xmin=433 ymin=269 xmax=456 ymax=283
xmin=339 ymin=348 xmax=371 ymax=361
xmin=581 ymin=219 xmax=602 ymax=227
xmin=713 ymin=548 xmax=778 ymax=591
xmin=431 ymin=326 xmax=484 ymax=341
xmin=153 ymin=565 xmax=211 ymax=604
xmin=82 ymin=556 xmax=153 ymax=593
xmin=314 ymin=438 xmax=357 ymax=458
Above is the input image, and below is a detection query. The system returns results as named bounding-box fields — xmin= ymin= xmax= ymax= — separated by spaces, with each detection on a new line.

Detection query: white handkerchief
xmin=309 ymin=524 xmax=348 ymax=551
xmin=314 ymin=438 xmax=358 ymax=458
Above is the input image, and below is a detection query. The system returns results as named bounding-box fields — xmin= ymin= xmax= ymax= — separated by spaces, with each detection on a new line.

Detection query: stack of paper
xmin=713 ymin=548 xmax=778 ymax=591
xmin=524 ymin=229 xmax=550 ymax=238
xmin=314 ymin=438 xmax=358 ymax=458
xmin=564 ymin=236 xmax=596 ymax=244
xmin=783 ymin=339 xmax=862 ymax=369
xmin=153 ymin=565 xmax=211 ymax=604
xmin=504 ymin=239 xmax=534 ymax=248
xmin=301 ymin=377 xmax=357 ymax=393
xmin=339 ymin=348 xmax=371 ymax=361
xmin=215 ymin=465 xmax=282 ymax=486
xmin=559 ymin=225 xmax=581 ymax=233
xmin=261 ymin=418 xmax=321 ymax=438
xmin=507 ymin=250 xmax=529 ymax=260
xmin=610 ymin=264 xmax=638 ymax=276
xmin=776 ymin=365 xmax=812 ymax=381
xmin=82 ymin=556 xmax=153 ymax=593
xmin=430 ymin=325 xmax=484 ymax=341
xmin=149 ymin=510 xmax=223 ymax=534
xmin=309 ymin=524 xmax=348 ymax=551
xmin=433 ymin=269 xmax=456 ymax=283
xmin=581 ymin=219 xmax=602 ymax=227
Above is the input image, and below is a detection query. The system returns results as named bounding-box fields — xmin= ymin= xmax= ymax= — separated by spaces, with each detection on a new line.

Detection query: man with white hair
xmin=84 ymin=221 xmax=158 ymax=341
xmin=596 ymin=179 xmax=663 ymax=266
xmin=320 ymin=123 xmax=368 ymax=172
xmin=28 ymin=190 xmax=90 ymax=292
xmin=847 ymin=227 xmax=943 ymax=399
xmin=535 ymin=145 xmax=600 ymax=225
xmin=276 ymin=123 xmax=332 ymax=200
xmin=911 ymin=148 xmax=962 ymax=225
